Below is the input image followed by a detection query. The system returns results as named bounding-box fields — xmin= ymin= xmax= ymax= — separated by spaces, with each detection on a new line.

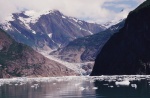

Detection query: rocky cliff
xmin=0 ymin=28 xmax=75 ymax=78
xmin=91 ymin=0 xmax=150 ymax=75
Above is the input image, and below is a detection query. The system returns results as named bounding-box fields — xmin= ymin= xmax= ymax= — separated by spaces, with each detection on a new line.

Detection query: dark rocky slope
xmin=0 ymin=28 xmax=75 ymax=78
xmin=50 ymin=20 xmax=125 ymax=63
xmin=91 ymin=0 xmax=150 ymax=75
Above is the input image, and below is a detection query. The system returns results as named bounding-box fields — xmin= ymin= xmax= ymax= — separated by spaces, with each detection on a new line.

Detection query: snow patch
xmin=1 ymin=14 xmax=14 ymax=24
xmin=78 ymin=21 xmax=83 ymax=25
xmin=18 ymin=17 xmax=31 ymax=30
xmin=71 ymin=18 xmax=78 ymax=22
xmin=14 ymin=27 xmax=22 ymax=34
xmin=24 ymin=10 xmax=37 ymax=17
xmin=32 ymin=31 xmax=36 ymax=34
xmin=1 ymin=23 xmax=13 ymax=31
xmin=62 ymin=16 xmax=66 ymax=19
xmin=48 ymin=33 xmax=52 ymax=38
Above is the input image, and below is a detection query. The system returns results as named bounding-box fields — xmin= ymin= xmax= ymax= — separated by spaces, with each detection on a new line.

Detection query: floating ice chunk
xmin=79 ymin=87 xmax=85 ymax=91
xmin=31 ymin=85 xmax=35 ymax=88
xmin=92 ymin=87 xmax=98 ymax=90
xmin=53 ymin=83 xmax=56 ymax=85
xmin=75 ymin=83 xmax=80 ymax=87
xmin=90 ymin=80 xmax=95 ymax=83
xmin=20 ymin=82 xmax=24 ymax=85
xmin=33 ymin=84 xmax=39 ymax=89
xmin=15 ymin=84 xmax=18 ymax=86
xmin=109 ymin=85 xmax=114 ymax=88
xmin=34 ymin=84 xmax=39 ymax=86
xmin=131 ymin=84 xmax=137 ymax=89
xmin=115 ymin=80 xmax=130 ymax=86
xmin=57 ymin=79 xmax=63 ymax=82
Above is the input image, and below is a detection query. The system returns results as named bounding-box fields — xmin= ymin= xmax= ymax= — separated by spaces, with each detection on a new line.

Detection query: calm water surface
xmin=0 ymin=76 xmax=150 ymax=98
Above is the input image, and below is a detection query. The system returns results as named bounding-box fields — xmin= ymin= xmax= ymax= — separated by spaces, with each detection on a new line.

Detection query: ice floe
xmin=92 ymin=87 xmax=98 ymax=90
xmin=115 ymin=80 xmax=130 ymax=86
xmin=79 ymin=87 xmax=85 ymax=91
xmin=131 ymin=84 xmax=137 ymax=89
xmin=0 ymin=75 xmax=150 ymax=87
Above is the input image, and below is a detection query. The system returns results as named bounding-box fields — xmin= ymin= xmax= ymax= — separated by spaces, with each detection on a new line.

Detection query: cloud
xmin=136 ymin=0 xmax=146 ymax=4
xmin=0 ymin=0 xmax=146 ymax=24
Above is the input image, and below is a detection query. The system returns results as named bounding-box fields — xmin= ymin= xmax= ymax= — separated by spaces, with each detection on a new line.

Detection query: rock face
xmin=91 ymin=0 xmax=150 ymax=75
xmin=0 ymin=28 xmax=75 ymax=78
xmin=50 ymin=20 xmax=125 ymax=63
xmin=1 ymin=10 xmax=105 ymax=50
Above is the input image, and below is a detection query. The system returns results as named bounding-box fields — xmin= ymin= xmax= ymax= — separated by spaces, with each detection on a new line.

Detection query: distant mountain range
xmin=0 ymin=8 xmax=135 ymax=77
xmin=91 ymin=0 xmax=150 ymax=75
xmin=0 ymin=28 xmax=75 ymax=78
xmin=50 ymin=19 xmax=125 ymax=63
xmin=0 ymin=10 xmax=105 ymax=50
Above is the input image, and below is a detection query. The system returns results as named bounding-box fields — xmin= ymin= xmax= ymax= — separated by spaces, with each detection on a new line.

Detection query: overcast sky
xmin=0 ymin=0 xmax=146 ymax=24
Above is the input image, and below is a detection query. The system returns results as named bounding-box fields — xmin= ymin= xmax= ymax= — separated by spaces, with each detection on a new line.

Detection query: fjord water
xmin=0 ymin=76 xmax=150 ymax=98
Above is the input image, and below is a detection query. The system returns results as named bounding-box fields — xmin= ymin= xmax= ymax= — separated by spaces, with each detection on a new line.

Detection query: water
xmin=0 ymin=76 xmax=150 ymax=98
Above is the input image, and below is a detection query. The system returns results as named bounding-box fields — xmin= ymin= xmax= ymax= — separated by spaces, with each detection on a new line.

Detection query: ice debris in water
xmin=92 ymin=87 xmax=98 ymax=90
xmin=115 ymin=80 xmax=130 ymax=86
xmin=53 ymin=83 xmax=56 ymax=85
xmin=75 ymin=83 xmax=81 ymax=87
xmin=31 ymin=84 xmax=39 ymax=89
xmin=79 ymin=87 xmax=85 ymax=91
xmin=109 ymin=85 xmax=114 ymax=88
xmin=15 ymin=83 xmax=18 ymax=86
xmin=131 ymin=84 xmax=137 ymax=89
xmin=0 ymin=75 xmax=150 ymax=86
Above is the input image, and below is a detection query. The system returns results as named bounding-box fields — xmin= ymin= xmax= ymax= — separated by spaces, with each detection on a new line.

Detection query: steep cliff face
xmin=91 ymin=0 xmax=150 ymax=75
xmin=0 ymin=29 xmax=75 ymax=78
xmin=50 ymin=20 xmax=125 ymax=63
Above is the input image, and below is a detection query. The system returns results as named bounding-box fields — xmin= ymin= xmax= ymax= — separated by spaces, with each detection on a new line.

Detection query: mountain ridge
xmin=50 ymin=19 xmax=125 ymax=63
xmin=0 ymin=28 xmax=76 ymax=78
xmin=0 ymin=10 xmax=105 ymax=50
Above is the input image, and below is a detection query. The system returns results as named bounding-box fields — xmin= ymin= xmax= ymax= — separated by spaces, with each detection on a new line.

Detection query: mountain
xmin=50 ymin=20 xmax=125 ymax=63
xmin=91 ymin=0 xmax=150 ymax=75
xmin=102 ymin=19 xmax=124 ymax=28
xmin=0 ymin=28 xmax=75 ymax=78
xmin=0 ymin=10 xmax=105 ymax=50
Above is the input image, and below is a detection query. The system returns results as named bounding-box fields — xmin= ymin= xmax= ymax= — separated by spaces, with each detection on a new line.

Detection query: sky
xmin=0 ymin=0 xmax=146 ymax=24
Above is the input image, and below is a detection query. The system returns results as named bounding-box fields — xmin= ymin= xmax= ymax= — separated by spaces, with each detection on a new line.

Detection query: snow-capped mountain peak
xmin=0 ymin=10 xmax=105 ymax=50
xmin=103 ymin=19 xmax=125 ymax=28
